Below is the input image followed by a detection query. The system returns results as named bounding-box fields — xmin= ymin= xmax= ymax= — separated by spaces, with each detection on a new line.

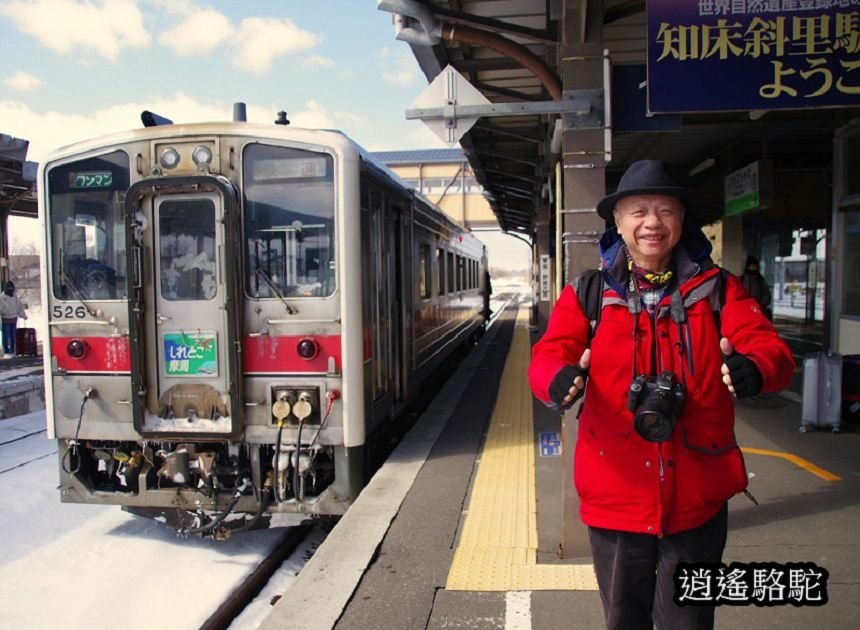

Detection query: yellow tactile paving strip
xmin=446 ymin=310 xmax=598 ymax=591
xmin=741 ymin=447 xmax=841 ymax=482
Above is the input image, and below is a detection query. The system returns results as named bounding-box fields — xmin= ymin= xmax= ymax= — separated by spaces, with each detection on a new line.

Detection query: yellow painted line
xmin=446 ymin=310 xmax=598 ymax=592
xmin=741 ymin=447 xmax=842 ymax=482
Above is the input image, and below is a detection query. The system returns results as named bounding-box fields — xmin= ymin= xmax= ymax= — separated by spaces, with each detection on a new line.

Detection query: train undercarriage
xmin=58 ymin=437 xmax=348 ymax=537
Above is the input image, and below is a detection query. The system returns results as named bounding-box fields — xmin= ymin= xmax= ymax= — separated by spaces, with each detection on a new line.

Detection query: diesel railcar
xmin=39 ymin=119 xmax=487 ymax=534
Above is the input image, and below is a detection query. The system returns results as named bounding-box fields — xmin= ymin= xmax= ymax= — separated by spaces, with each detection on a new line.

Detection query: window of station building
xmin=464 ymin=176 xmax=482 ymax=193
xmin=842 ymin=213 xmax=860 ymax=317
xmin=846 ymin=132 xmax=860 ymax=198
xmin=447 ymin=252 xmax=455 ymax=293
xmin=437 ymin=247 xmax=446 ymax=296
xmin=419 ymin=242 xmax=431 ymax=299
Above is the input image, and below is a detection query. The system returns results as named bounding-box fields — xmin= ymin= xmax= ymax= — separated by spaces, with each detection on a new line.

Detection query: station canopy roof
xmin=389 ymin=0 xmax=860 ymax=235
xmin=0 ymin=133 xmax=37 ymax=217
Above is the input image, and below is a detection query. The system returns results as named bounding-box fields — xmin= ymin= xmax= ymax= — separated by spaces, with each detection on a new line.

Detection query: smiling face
xmin=613 ymin=194 xmax=685 ymax=271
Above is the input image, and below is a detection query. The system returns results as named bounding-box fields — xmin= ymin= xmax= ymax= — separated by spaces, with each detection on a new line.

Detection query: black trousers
xmin=588 ymin=504 xmax=728 ymax=630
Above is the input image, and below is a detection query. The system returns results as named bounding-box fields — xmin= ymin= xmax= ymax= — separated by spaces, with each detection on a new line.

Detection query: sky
xmin=0 ymin=0 xmax=530 ymax=272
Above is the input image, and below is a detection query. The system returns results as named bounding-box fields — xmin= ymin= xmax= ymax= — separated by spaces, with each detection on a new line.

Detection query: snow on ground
xmin=0 ymin=411 xmax=319 ymax=630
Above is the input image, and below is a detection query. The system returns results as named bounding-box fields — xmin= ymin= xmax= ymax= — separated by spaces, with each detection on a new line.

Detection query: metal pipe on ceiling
xmin=378 ymin=0 xmax=561 ymax=101
xmin=439 ymin=23 xmax=562 ymax=101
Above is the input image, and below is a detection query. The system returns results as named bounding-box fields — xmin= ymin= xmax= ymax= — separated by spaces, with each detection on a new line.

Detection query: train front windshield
xmin=47 ymin=151 xmax=130 ymax=301
xmin=243 ymin=144 xmax=335 ymax=299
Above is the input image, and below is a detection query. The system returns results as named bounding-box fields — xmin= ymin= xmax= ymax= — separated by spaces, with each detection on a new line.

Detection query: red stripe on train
xmin=51 ymin=334 xmax=346 ymax=374
xmin=243 ymin=335 xmax=342 ymax=373
xmin=52 ymin=336 xmax=131 ymax=372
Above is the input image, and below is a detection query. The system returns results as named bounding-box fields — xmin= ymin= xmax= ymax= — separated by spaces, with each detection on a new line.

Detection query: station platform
xmin=0 ymin=354 xmax=44 ymax=420
xmin=260 ymin=305 xmax=860 ymax=630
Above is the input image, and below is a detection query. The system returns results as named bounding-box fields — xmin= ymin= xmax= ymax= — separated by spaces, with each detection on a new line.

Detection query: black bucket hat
xmin=596 ymin=159 xmax=702 ymax=221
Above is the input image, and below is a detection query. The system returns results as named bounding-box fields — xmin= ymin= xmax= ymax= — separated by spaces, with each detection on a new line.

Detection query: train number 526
xmin=53 ymin=305 xmax=88 ymax=319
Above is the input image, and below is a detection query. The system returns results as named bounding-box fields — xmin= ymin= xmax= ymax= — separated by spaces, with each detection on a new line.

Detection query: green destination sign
xmin=163 ymin=332 xmax=218 ymax=377
xmin=73 ymin=171 xmax=113 ymax=189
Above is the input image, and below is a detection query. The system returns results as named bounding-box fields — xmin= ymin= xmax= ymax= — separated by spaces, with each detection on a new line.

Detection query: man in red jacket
xmin=529 ymin=160 xmax=794 ymax=630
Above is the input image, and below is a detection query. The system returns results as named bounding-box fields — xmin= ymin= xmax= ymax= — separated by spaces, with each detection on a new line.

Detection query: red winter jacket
xmin=529 ymin=229 xmax=795 ymax=536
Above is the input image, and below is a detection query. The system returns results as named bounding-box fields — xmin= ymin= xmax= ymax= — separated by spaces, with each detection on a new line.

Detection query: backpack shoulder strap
xmin=574 ymin=268 xmax=604 ymax=341
xmin=712 ymin=267 xmax=730 ymax=333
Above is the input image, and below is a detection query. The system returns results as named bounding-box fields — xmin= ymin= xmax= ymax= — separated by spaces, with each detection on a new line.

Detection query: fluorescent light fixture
xmin=688 ymin=158 xmax=715 ymax=177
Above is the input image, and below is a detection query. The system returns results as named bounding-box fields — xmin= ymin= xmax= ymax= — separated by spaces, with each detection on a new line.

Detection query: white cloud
xmin=153 ymin=3 xmax=325 ymax=75
xmin=3 ymin=71 xmax=43 ymax=92
xmin=0 ymin=97 xmax=359 ymax=164
xmin=364 ymin=123 xmax=448 ymax=152
xmin=376 ymin=46 xmax=418 ymax=86
xmin=0 ymin=0 xmax=150 ymax=61
xmin=158 ymin=6 xmax=234 ymax=56
xmin=147 ymin=0 xmax=196 ymax=18
xmin=288 ymin=100 xmax=336 ymax=129
xmin=0 ymin=95 xmax=231 ymax=162
xmin=0 ymin=92 xmax=444 ymax=180
xmin=304 ymin=54 xmax=335 ymax=69
xmin=233 ymin=17 xmax=319 ymax=75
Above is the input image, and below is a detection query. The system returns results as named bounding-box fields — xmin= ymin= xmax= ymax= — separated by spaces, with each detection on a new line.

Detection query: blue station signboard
xmin=647 ymin=1 xmax=860 ymax=113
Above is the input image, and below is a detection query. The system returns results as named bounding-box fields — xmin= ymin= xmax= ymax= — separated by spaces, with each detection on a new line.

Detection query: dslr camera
xmin=627 ymin=372 xmax=685 ymax=442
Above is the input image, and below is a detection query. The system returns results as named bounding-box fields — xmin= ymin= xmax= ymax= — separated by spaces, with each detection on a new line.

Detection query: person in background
xmin=740 ymin=255 xmax=772 ymax=320
xmin=529 ymin=160 xmax=795 ymax=630
xmin=0 ymin=281 xmax=28 ymax=357
xmin=483 ymin=270 xmax=493 ymax=323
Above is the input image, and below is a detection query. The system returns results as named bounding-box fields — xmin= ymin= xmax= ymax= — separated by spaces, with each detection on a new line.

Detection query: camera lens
xmin=633 ymin=389 xmax=677 ymax=442
xmin=635 ymin=409 xmax=673 ymax=442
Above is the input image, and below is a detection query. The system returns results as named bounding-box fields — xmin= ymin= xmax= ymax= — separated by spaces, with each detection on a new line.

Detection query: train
xmin=38 ymin=113 xmax=488 ymax=535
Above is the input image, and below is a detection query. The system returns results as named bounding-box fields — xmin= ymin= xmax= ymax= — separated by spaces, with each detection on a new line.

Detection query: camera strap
xmin=670 ymin=287 xmax=696 ymax=379
xmin=627 ymin=275 xmax=644 ymax=380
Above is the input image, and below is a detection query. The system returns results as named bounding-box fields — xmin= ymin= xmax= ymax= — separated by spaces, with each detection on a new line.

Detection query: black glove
xmin=549 ymin=365 xmax=588 ymax=408
xmin=723 ymin=353 xmax=763 ymax=399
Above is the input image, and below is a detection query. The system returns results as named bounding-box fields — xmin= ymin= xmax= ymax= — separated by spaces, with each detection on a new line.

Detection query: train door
xmin=389 ymin=200 xmax=404 ymax=403
xmin=140 ymin=193 xmax=235 ymax=434
xmin=367 ymin=188 xmax=405 ymax=410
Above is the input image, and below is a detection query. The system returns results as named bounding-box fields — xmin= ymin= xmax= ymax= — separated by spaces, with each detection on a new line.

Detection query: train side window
xmin=447 ymin=252 xmax=455 ymax=294
xmin=437 ymin=248 xmax=445 ymax=296
xmin=419 ymin=242 xmax=431 ymax=299
xmin=458 ymin=255 xmax=465 ymax=291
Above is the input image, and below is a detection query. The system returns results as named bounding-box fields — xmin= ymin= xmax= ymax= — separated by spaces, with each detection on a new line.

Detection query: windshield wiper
xmin=255 ymin=267 xmax=298 ymax=315
xmin=60 ymin=271 xmax=102 ymax=319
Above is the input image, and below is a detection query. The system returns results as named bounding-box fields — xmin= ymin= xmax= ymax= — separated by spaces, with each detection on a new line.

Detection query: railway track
xmin=201 ymin=522 xmax=315 ymax=630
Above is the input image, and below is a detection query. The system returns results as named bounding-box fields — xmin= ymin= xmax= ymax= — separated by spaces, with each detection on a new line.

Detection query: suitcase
xmin=801 ymin=351 xmax=842 ymax=433
xmin=14 ymin=327 xmax=37 ymax=357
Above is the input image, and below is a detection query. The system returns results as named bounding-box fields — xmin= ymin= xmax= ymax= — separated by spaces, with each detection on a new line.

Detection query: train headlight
xmin=159 ymin=147 xmax=181 ymax=170
xmin=192 ymin=145 xmax=213 ymax=167
xmin=67 ymin=339 xmax=89 ymax=359
xmin=296 ymin=338 xmax=319 ymax=360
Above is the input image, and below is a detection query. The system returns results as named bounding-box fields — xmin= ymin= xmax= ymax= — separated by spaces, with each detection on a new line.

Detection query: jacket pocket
xmin=677 ymin=424 xmax=748 ymax=507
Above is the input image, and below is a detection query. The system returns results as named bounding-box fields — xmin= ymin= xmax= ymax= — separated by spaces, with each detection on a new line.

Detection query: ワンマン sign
xmin=647 ymin=1 xmax=860 ymax=113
